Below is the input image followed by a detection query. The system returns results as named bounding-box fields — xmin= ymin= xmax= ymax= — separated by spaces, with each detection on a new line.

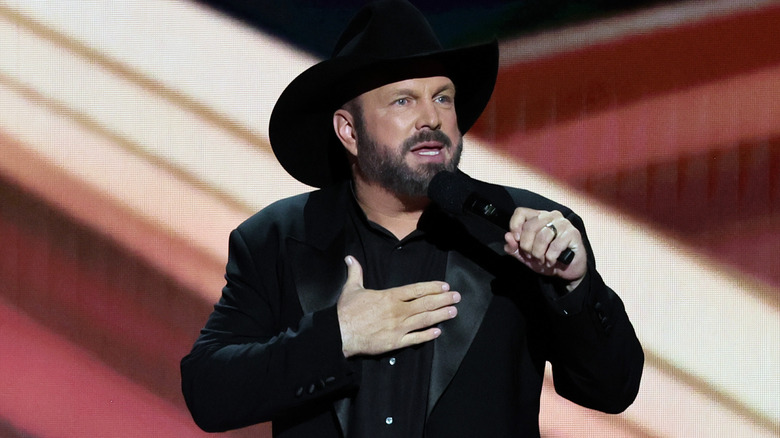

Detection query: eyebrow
xmin=434 ymin=83 xmax=456 ymax=95
xmin=390 ymin=83 xmax=456 ymax=98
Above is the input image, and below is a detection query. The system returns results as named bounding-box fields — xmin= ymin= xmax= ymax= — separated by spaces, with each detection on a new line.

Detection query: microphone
xmin=427 ymin=171 xmax=575 ymax=265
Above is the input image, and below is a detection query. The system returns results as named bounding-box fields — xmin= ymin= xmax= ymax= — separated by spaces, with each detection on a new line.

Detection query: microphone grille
xmin=427 ymin=171 xmax=474 ymax=215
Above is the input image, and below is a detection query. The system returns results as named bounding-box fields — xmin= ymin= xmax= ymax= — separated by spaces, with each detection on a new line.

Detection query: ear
xmin=333 ymin=109 xmax=358 ymax=157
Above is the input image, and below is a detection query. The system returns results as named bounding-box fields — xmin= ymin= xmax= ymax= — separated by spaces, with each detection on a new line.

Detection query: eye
xmin=435 ymin=94 xmax=453 ymax=104
xmin=394 ymin=97 xmax=409 ymax=106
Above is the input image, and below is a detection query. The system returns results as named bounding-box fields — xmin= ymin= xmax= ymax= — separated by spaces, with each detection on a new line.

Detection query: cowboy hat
xmin=269 ymin=0 xmax=499 ymax=188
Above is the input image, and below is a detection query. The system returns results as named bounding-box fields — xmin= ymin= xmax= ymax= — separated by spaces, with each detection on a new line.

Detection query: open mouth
xmin=410 ymin=141 xmax=444 ymax=156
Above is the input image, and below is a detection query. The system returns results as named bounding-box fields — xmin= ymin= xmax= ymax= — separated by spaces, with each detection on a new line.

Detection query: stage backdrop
xmin=0 ymin=1 xmax=777 ymax=437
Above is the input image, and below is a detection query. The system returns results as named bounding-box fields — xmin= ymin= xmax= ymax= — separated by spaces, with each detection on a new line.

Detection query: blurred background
xmin=0 ymin=0 xmax=778 ymax=436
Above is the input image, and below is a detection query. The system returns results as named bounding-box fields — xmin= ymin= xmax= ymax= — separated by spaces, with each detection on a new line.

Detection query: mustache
xmin=402 ymin=130 xmax=453 ymax=153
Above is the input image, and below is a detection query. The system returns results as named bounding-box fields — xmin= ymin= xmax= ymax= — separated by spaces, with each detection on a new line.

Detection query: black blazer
xmin=181 ymin=175 xmax=643 ymax=437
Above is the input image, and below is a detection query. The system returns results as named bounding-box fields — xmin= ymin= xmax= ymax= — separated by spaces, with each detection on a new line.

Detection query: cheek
xmin=366 ymin=112 xmax=411 ymax=141
xmin=446 ymin=124 xmax=462 ymax=145
xmin=442 ymin=111 xmax=460 ymax=134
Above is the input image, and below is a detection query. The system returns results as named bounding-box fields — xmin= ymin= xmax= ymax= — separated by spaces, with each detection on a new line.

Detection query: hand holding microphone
xmin=502 ymin=207 xmax=587 ymax=283
xmin=427 ymin=171 xmax=586 ymax=282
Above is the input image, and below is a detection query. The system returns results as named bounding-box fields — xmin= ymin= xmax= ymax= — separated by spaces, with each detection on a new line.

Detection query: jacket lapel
xmin=289 ymin=183 xmax=351 ymax=313
xmin=289 ymin=239 xmax=346 ymax=313
xmin=287 ymin=183 xmax=354 ymax=435
xmin=425 ymin=172 xmax=516 ymax=417
xmin=427 ymin=249 xmax=494 ymax=416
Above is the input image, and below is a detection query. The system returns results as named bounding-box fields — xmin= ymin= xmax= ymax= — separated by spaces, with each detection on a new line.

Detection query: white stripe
xmin=500 ymin=0 xmax=780 ymax=65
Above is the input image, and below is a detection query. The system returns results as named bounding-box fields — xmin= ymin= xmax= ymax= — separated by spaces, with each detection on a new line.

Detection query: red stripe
xmin=474 ymin=4 xmax=780 ymax=141
xmin=469 ymin=4 xmax=780 ymax=289
xmin=0 ymin=177 xmax=209 ymax=407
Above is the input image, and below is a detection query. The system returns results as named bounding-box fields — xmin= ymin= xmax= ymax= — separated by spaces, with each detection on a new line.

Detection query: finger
xmin=531 ymin=222 xmax=558 ymax=262
xmin=504 ymin=232 xmax=519 ymax=255
xmin=508 ymin=207 xmax=536 ymax=240
xmin=343 ymin=255 xmax=364 ymax=290
xmin=400 ymin=327 xmax=443 ymax=347
xmin=543 ymin=222 xmax=570 ymax=262
xmin=516 ymin=211 xmax=544 ymax=252
xmin=403 ymin=306 xmax=458 ymax=333
xmin=396 ymin=281 xmax=450 ymax=301
xmin=522 ymin=211 xmax=563 ymax=259
xmin=407 ymin=291 xmax=461 ymax=315
xmin=518 ymin=220 xmax=541 ymax=256
xmin=549 ymin=225 xmax=585 ymax=268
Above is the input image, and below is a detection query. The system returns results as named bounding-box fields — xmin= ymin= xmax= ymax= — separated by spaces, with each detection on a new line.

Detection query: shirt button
xmin=385 ymin=416 xmax=393 ymax=425
xmin=388 ymin=357 xmax=396 ymax=366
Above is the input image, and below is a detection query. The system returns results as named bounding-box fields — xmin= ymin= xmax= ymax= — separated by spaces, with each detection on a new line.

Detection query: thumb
xmin=344 ymin=255 xmax=364 ymax=290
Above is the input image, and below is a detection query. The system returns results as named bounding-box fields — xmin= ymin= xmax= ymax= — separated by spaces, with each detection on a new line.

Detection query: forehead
xmin=361 ymin=76 xmax=455 ymax=100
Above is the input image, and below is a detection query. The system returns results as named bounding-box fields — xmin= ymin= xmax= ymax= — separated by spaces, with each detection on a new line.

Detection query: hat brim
xmin=269 ymin=39 xmax=499 ymax=188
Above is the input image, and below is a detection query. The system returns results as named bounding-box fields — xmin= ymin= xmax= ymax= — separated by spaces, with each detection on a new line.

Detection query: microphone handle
xmin=464 ymin=195 xmax=575 ymax=265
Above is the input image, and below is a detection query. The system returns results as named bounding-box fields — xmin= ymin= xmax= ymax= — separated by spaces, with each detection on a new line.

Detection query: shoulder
xmin=233 ymin=182 xmax=351 ymax=245
xmin=237 ymin=191 xmax=311 ymax=237
xmin=469 ymin=176 xmax=572 ymax=215
xmin=505 ymin=186 xmax=572 ymax=215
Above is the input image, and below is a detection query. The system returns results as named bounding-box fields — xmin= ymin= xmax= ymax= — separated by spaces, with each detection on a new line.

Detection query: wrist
xmin=565 ymin=274 xmax=586 ymax=292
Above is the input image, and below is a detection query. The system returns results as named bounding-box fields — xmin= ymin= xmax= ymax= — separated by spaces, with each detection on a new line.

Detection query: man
xmin=181 ymin=1 xmax=644 ymax=436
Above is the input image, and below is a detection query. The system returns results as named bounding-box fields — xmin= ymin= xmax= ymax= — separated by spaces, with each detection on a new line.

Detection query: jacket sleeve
xmin=538 ymin=208 xmax=644 ymax=414
xmin=180 ymin=225 xmax=357 ymax=432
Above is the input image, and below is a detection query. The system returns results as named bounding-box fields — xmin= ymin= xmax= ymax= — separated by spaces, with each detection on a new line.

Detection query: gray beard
xmin=356 ymin=127 xmax=463 ymax=198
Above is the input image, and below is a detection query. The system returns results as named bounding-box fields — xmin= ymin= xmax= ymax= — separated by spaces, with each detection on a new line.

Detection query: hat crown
xmin=332 ymin=0 xmax=443 ymax=60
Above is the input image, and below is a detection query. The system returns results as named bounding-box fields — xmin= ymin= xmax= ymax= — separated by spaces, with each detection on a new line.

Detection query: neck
xmin=353 ymin=178 xmax=429 ymax=240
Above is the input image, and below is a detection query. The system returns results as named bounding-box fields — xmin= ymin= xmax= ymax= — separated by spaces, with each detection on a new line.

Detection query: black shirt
xmin=345 ymin=196 xmax=447 ymax=437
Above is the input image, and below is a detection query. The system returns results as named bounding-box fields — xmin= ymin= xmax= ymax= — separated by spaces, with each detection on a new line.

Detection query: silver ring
xmin=545 ymin=222 xmax=558 ymax=240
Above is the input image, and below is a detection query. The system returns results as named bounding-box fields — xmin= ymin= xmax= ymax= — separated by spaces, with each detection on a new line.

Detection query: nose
xmin=415 ymin=100 xmax=442 ymax=131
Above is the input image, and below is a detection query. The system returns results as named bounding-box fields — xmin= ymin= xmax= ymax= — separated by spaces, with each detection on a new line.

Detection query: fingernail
xmin=452 ymin=292 xmax=461 ymax=303
xmin=441 ymin=283 xmax=450 ymax=291
xmin=345 ymin=256 xmax=353 ymax=265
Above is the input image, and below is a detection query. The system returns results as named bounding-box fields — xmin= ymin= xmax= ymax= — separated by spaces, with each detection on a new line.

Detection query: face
xmin=347 ymin=76 xmax=463 ymax=197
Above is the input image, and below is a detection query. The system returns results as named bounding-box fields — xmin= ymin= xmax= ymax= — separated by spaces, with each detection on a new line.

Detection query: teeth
xmin=418 ymin=150 xmax=440 ymax=156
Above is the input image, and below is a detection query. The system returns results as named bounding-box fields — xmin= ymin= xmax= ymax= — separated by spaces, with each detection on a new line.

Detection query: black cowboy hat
xmin=269 ymin=0 xmax=499 ymax=188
